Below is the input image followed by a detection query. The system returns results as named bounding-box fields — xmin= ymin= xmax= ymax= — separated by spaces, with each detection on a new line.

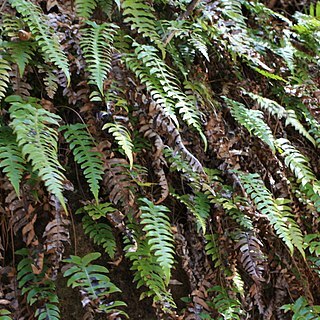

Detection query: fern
xmin=16 ymin=249 xmax=60 ymax=320
xmin=126 ymin=43 xmax=207 ymax=147
xmin=7 ymin=96 xmax=67 ymax=212
xmin=9 ymin=0 xmax=70 ymax=84
xmin=0 ymin=127 xmax=25 ymax=196
xmin=0 ymin=55 xmax=10 ymax=101
xmin=80 ymin=21 xmax=117 ymax=96
xmin=275 ymin=138 xmax=317 ymax=186
xmin=63 ymin=252 xmax=127 ymax=315
xmin=102 ymin=122 xmax=134 ymax=169
xmin=205 ymin=233 xmax=221 ymax=268
xmin=171 ymin=191 xmax=211 ymax=233
xmin=224 ymin=97 xmax=275 ymax=152
xmin=77 ymin=202 xmax=117 ymax=220
xmin=60 ymin=123 xmax=104 ymax=203
xmin=209 ymin=285 xmax=243 ymax=320
xmin=81 ymin=215 xmax=117 ymax=259
xmin=122 ymin=0 xmax=164 ymax=53
xmin=237 ymin=171 xmax=305 ymax=257
xmin=4 ymin=41 xmax=34 ymax=76
xmin=139 ymin=198 xmax=175 ymax=284
xmin=0 ymin=309 xmax=12 ymax=320
xmin=124 ymin=224 xmax=176 ymax=309
xmin=281 ymin=296 xmax=320 ymax=319
xmin=75 ymin=0 xmax=98 ymax=19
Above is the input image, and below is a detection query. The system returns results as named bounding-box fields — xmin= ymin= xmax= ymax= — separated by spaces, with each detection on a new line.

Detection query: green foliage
xmin=16 ymin=249 xmax=60 ymax=320
xmin=0 ymin=127 xmax=25 ymax=196
xmin=4 ymin=41 xmax=34 ymax=76
xmin=281 ymin=296 xmax=320 ymax=319
xmin=224 ymin=97 xmax=275 ymax=152
xmin=60 ymin=123 xmax=104 ymax=203
xmin=126 ymin=42 xmax=207 ymax=147
xmin=102 ymin=122 xmax=134 ymax=169
xmin=237 ymin=171 xmax=305 ymax=257
xmin=75 ymin=0 xmax=98 ymax=19
xmin=63 ymin=252 xmax=127 ymax=315
xmin=9 ymin=0 xmax=70 ymax=83
xmin=171 ymin=191 xmax=211 ymax=233
xmin=205 ymin=233 xmax=221 ymax=268
xmin=81 ymin=215 xmax=117 ymax=259
xmin=0 ymin=309 xmax=12 ymax=320
xmin=139 ymin=198 xmax=174 ymax=284
xmin=80 ymin=21 xmax=117 ymax=96
xmin=7 ymin=96 xmax=67 ymax=211
xmin=209 ymin=285 xmax=243 ymax=320
xmin=0 ymin=56 xmax=10 ymax=101
xmin=122 ymin=0 xmax=164 ymax=52
xmin=77 ymin=202 xmax=117 ymax=220
xmin=124 ymin=223 xmax=175 ymax=309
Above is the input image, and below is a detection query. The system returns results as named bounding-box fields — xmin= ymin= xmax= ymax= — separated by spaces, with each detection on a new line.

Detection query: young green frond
xmin=77 ymin=202 xmax=117 ymax=220
xmin=0 ymin=56 xmax=11 ymax=101
xmin=0 ymin=127 xmax=25 ymax=196
xmin=237 ymin=171 xmax=305 ymax=257
xmin=102 ymin=122 xmax=134 ymax=169
xmin=224 ymin=97 xmax=275 ymax=152
xmin=281 ymin=296 xmax=320 ymax=319
xmin=80 ymin=215 xmax=117 ymax=258
xmin=244 ymin=91 xmax=315 ymax=145
xmin=9 ymin=0 xmax=70 ymax=84
xmin=139 ymin=198 xmax=175 ymax=284
xmin=7 ymin=96 xmax=67 ymax=212
xmin=80 ymin=21 xmax=118 ymax=96
xmin=5 ymin=41 xmax=34 ymax=76
xmin=124 ymin=223 xmax=176 ymax=309
xmin=60 ymin=123 xmax=104 ymax=203
xmin=122 ymin=0 xmax=164 ymax=53
xmin=63 ymin=252 xmax=127 ymax=315
xmin=75 ymin=0 xmax=98 ymax=19
xmin=209 ymin=285 xmax=244 ymax=320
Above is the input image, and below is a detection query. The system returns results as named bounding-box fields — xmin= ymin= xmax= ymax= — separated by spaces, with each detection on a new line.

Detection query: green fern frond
xmin=209 ymin=285 xmax=243 ymax=320
xmin=124 ymin=224 xmax=176 ymax=309
xmin=126 ymin=43 xmax=207 ymax=147
xmin=0 ymin=309 xmax=12 ymax=320
xmin=224 ymin=97 xmax=275 ymax=152
xmin=102 ymin=122 xmax=134 ymax=169
xmin=171 ymin=192 xmax=210 ymax=233
xmin=81 ymin=215 xmax=117 ymax=258
xmin=75 ymin=0 xmax=98 ymax=19
xmin=63 ymin=252 xmax=127 ymax=315
xmin=9 ymin=0 xmax=70 ymax=84
xmin=7 ymin=96 xmax=67 ymax=212
xmin=281 ymin=296 xmax=320 ymax=319
xmin=244 ymin=91 xmax=315 ymax=145
xmin=275 ymin=138 xmax=316 ymax=186
xmin=60 ymin=123 xmax=104 ymax=203
xmin=16 ymin=249 xmax=60 ymax=320
xmin=5 ymin=41 xmax=34 ymax=76
xmin=80 ymin=21 xmax=118 ymax=96
xmin=77 ymin=202 xmax=117 ymax=220
xmin=0 ymin=127 xmax=25 ymax=197
xmin=122 ymin=0 xmax=164 ymax=53
xmin=205 ymin=233 xmax=221 ymax=268
xmin=0 ymin=55 xmax=11 ymax=101
xmin=237 ymin=171 xmax=305 ymax=257
xmin=304 ymin=234 xmax=320 ymax=257
xmin=139 ymin=198 xmax=175 ymax=284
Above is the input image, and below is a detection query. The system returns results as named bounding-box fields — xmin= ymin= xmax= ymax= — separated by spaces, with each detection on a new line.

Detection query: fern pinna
xmin=7 ymin=95 xmax=68 ymax=211
xmin=60 ymin=123 xmax=104 ymax=203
